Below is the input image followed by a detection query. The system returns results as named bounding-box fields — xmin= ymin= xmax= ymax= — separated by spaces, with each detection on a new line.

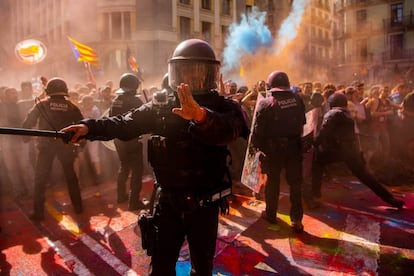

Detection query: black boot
xmin=30 ymin=203 xmax=45 ymax=221
xmin=388 ymin=197 xmax=404 ymax=210
xmin=29 ymin=212 xmax=45 ymax=221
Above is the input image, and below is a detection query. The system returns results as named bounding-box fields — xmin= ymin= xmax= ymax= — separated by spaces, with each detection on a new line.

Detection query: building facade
xmin=254 ymin=0 xmax=334 ymax=84
xmin=3 ymin=0 xmax=246 ymax=87
xmin=334 ymin=0 xmax=414 ymax=86
xmin=2 ymin=0 xmax=413 ymax=88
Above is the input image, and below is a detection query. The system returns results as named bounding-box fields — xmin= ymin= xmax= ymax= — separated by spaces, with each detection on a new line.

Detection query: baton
xmin=0 ymin=127 xmax=73 ymax=143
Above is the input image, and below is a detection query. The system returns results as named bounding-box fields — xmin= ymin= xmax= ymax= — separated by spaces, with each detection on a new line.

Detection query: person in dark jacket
xmin=22 ymin=78 xmax=84 ymax=221
xmin=109 ymin=73 xmax=146 ymax=210
xmin=61 ymin=39 xmax=249 ymax=276
xmin=251 ymin=71 xmax=306 ymax=233
xmin=310 ymin=92 xmax=404 ymax=209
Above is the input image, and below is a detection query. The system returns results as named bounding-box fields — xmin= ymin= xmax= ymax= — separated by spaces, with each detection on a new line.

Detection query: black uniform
xmin=251 ymin=90 xmax=306 ymax=225
xmin=81 ymin=90 xmax=248 ymax=275
xmin=22 ymin=96 xmax=84 ymax=217
xmin=311 ymin=107 xmax=403 ymax=207
xmin=109 ymin=92 xmax=144 ymax=209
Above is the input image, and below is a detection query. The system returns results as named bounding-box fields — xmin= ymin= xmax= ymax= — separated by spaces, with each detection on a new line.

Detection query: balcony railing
xmin=383 ymin=48 xmax=414 ymax=62
xmin=335 ymin=0 xmax=393 ymax=12
xmin=344 ymin=21 xmax=383 ymax=36
xmin=383 ymin=15 xmax=414 ymax=31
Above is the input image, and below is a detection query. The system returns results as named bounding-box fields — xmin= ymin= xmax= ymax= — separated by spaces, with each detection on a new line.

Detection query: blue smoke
xmin=222 ymin=7 xmax=273 ymax=74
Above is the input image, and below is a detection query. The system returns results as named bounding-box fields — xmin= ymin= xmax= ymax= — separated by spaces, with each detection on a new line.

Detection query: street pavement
xmin=1 ymin=174 xmax=414 ymax=275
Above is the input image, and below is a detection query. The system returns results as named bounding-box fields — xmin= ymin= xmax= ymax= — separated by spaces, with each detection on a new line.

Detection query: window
xmin=179 ymin=16 xmax=191 ymax=41
xmin=202 ymin=0 xmax=211 ymax=10
xmin=112 ymin=12 xmax=122 ymax=40
xmin=390 ymin=34 xmax=403 ymax=59
xmin=103 ymin=13 xmax=109 ymax=39
xmin=106 ymin=49 xmax=123 ymax=70
xmin=356 ymin=9 xmax=367 ymax=23
xmin=311 ymin=45 xmax=316 ymax=57
xmin=222 ymin=0 xmax=230 ymax=15
xmin=103 ymin=12 xmax=132 ymax=40
xmin=356 ymin=39 xmax=368 ymax=60
xmin=267 ymin=15 xmax=274 ymax=27
xmin=124 ymin=13 xmax=131 ymax=39
xmin=356 ymin=9 xmax=367 ymax=30
xmin=268 ymin=0 xmax=274 ymax=11
xmin=222 ymin=25 xmax=229 ymax=46
xmin=202 ymin=21 xmax=211 ymax=42
xmin=391 ymin=3 xmax=403 ymax=26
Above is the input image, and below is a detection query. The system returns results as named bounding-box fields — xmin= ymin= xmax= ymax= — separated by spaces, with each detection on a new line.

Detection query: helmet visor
xmin=168 ymin=61 xmax=219 ymax=95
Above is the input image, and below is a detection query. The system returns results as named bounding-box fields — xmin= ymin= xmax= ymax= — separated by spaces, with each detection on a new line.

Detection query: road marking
xmin=328 ymin=214 xmax=380 ymax=275
xmin=79 ymin=233 xmax=138 ymax=276
xmin=45 ymin=203 xmax=138 ymax=275
xmin=45 ymin=237 xmax=92 ymax=275
xmin=321 ymin=201 xmax=414 ymax=233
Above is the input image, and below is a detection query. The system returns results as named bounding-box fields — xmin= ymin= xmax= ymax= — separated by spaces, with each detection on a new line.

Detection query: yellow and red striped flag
xmin=67 ymin=36 xmax=98 ymax=67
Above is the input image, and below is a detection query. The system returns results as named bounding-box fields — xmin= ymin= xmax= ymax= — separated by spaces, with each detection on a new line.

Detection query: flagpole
xmin=83 ymin=61 xmax=96 ymax=86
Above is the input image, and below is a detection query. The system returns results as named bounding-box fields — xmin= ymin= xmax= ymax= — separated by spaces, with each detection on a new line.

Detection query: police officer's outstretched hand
xmin=172 ymin=83 xmax=206 ymax=123
xmin=61 ymin=124 xmax=89 ymax=144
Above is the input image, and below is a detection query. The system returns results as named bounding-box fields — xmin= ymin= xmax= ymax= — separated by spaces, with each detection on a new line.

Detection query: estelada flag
xmin=67 ymin=36 xmax=98 ymax=66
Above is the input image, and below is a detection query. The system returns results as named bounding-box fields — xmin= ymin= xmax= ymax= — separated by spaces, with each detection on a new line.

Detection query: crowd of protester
xmin=1 ymin=73 xmax=413 ymax=210
xmin=219 ymin=76 xmax=414 ymax=196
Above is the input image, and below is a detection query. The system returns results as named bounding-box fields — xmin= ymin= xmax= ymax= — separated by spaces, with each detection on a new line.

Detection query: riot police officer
xmin=109 ymin=73 xmax=145 ymax=210
xmin=22 ymin=78 xmax=84 ymax=220
xmin=61 ymin=39 xmax=249 ymax=275
xmin=251 ymin=71 xmax=306 ymax=233
xmin=310 ymin=92 xmax=404 ymax=209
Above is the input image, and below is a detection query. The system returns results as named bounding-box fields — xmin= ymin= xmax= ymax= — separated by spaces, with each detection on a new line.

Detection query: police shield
xmin=241 ymin=93 xmax=318 ymax=193
xmin=240 ymin=92 xmax=266 ymax=194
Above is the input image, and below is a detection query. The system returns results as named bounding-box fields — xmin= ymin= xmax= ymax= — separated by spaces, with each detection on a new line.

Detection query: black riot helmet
xmin=328 ymin=92 xmax=348 ymax=108
xmin=161 ymin=73 xmax=169 ymax=90
xmin=161 ymin=72 xmax=174 ymax=95
xmin=267 ymin=71 xmax=291 ymax=92
xmin=45 ymin=77 xmax=69 ymax=96
xmin=116 ymin=73 xmax=140 ymax=95
xmin=168 ymin=39 xmax=220 ymax=95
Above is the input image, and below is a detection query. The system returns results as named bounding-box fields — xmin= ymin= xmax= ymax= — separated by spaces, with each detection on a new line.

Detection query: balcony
xmin=309 ymin=36 xmax=332 ymax=47
xmin=383 ymin=15 xmax=414 ymax=32
xmin=313 ymin=0 xmax=330 ymax=12
xmin=310 ymin=15 xmax=332 ymax=29
xmin=341 ymin=0 xmax=388 ymax=9
xmin=344 ymin=21 xmax=383 ymax=37
xmin=382 ymin=48 xmax=414 ymax=62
